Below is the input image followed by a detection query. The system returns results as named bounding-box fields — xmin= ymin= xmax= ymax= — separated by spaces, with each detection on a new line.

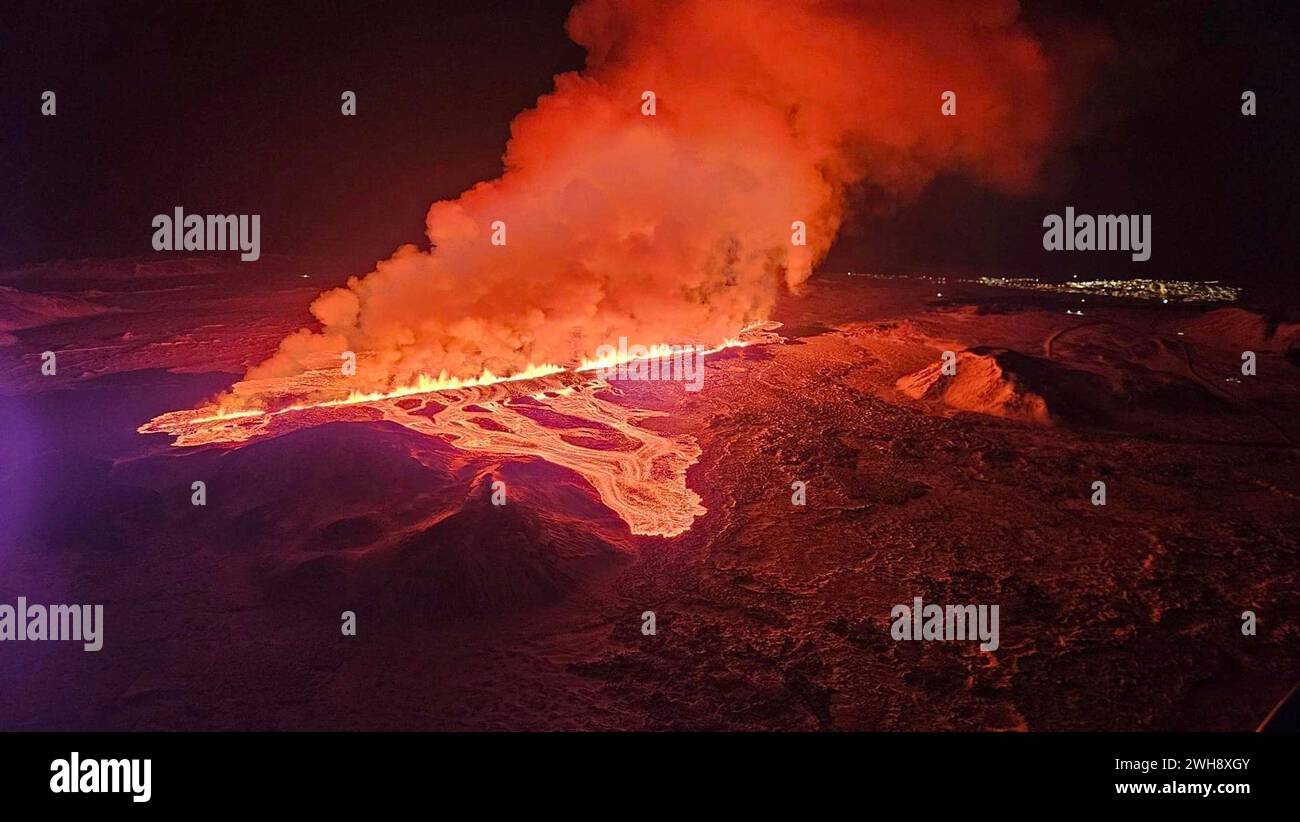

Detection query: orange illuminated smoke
xmin=142 ymin=0 xmax=1097 ymax=534
xmin=234 ymin=0 xmax=1088 ymax=405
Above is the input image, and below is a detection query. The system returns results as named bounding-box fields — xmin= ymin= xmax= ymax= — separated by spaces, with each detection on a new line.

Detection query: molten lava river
xmin=140 ymin=328 xmax=778 ymax=538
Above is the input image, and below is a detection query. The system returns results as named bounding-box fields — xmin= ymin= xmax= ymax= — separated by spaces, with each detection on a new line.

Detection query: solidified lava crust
xmin=1 ymin=267 xmax=1297 ymax=730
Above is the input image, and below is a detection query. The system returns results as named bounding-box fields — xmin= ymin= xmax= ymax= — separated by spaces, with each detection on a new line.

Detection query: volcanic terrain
xmin=1 ymin=258 xmax=1297 ymax=730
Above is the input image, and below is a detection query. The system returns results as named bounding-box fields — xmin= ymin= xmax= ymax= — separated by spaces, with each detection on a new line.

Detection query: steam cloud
xmin=239 ymin=0 xmax=1095 ymax=403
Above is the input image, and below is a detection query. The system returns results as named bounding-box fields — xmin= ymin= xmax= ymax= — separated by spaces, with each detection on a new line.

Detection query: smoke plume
xmin=238 ymin=0 xmax=1091 ymax=404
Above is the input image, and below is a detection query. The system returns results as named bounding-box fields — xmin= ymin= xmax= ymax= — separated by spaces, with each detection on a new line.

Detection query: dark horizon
xmin=2 ymin=0 xmax=1298 ymax=292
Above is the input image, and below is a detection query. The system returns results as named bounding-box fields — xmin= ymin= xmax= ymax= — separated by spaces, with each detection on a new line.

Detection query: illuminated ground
xmin=1 ymin=258 xmax=1297 ymax=730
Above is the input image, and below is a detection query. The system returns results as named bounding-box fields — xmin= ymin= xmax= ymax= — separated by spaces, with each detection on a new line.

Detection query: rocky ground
xmin=1 ymin=260 xmax=1296 ymax=729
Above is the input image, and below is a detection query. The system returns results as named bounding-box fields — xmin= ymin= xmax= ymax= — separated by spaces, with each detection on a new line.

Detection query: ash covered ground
xmin=1 ymin=258 xmax=1297 ymax=730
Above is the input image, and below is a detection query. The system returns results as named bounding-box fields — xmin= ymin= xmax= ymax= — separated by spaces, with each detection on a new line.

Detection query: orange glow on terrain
xmin=140 ymin=326 xmax=780 ymax=537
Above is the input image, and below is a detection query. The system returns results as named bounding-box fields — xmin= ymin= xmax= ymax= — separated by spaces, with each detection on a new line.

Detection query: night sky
xmin=2 ymin=0 xmax=1297 ymax=298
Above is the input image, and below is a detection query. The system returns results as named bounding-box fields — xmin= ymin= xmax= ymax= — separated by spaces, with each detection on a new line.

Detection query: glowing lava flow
xmin=574 ymin=337 xmax=747 ymax=373
xmin=139 ymin=328 xmax=779 ymax=537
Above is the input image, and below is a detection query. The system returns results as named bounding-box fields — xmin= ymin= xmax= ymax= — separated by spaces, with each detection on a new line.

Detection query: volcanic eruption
xmin=10 ymin=0 xmax=1299 ymax=736
xmin=143 ymin=0 xmax=1091 ymax=535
